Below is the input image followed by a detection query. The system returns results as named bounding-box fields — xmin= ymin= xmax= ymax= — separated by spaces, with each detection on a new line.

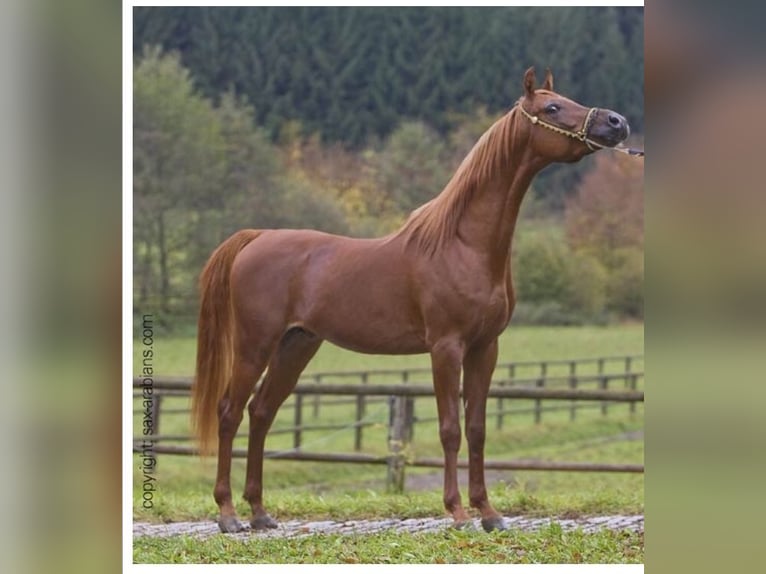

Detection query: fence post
xmin=569 ymin=361 xmax=577 ymax=421
xmin=630 ymin=374 xmax=638 ymax=414
xmin=293 ymin=394 xmax=303 ymax=450
xmin=151 ymin=393 xmax=162 ymax=438
xmin=312 ymin=374 xmax=321 ymax=418
xmin=496 ymin=378 xmax=504 ymax=430
xmin=387 ymin=395 xmax=407 ymax=493
xmin=405 ymin=397 xmax=415 ymax=442
xmin=496 ymin=365 xmax=508 ymax=430
xmin=625 ymin=357 xmax=633 ymax=414
xmin=402 ymin=371 xmax=413 ymax=440
xmin=598 ymin=359 xmax=608 ymax=416
xmin=535 ymin=362 xmax=546 ymax=424
xmin=150 ymin=394 xmax=162 ymax=468
xmin=355 ymin=373 xmax=367 ymax=451
xmin=498 ymin=364 xmax=514 ymax=429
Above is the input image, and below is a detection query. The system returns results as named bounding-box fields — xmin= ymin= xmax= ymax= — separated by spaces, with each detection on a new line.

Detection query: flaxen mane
xmin=394 ymin=107 xmax=521 ymax=255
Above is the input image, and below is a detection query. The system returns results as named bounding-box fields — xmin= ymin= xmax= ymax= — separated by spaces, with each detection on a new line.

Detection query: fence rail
xmin=133 ymin=355 xmax=644 ymax=491
xmin=137 ymin=443 xmax=643 ymax=475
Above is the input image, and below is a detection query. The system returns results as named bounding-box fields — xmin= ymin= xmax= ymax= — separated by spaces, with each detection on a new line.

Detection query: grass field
xmin=133 ymin=324 xmax=643 ymax=563
xmin=134 ymin=525 xmax=643 ymax=564
xmin=135 ymin=323 xmax=643 ymax=375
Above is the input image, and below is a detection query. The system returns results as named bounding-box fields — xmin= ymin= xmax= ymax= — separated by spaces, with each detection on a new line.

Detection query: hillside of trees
xmin=134 ymin=6 xmax=643 ymax=206
xmin=134 ymin=7 xmax=643 ymax=144
xmin=133 ymin=8 xmax=644 ymax=331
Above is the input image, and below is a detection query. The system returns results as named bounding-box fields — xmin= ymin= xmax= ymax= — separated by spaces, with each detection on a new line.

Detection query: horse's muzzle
xmin=589 ymin=110 xmax=630 ymax=147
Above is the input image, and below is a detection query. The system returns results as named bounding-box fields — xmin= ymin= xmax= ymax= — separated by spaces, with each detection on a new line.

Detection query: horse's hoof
xmin=218 ymin=515 xmax=245 ymax=533
xmin=481 ymin=516 xmax=507 ymax=532
xmin=251 ymin=514 xmax=279 ymax=530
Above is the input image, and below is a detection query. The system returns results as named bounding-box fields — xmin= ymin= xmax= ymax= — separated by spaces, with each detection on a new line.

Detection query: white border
xmin=131 ymin=2 xmax=644 ymax=7
xmin=123 ymin=0 xmax=135 ymax=570
xmin=124 ymin=2 xmax=644 ymax=571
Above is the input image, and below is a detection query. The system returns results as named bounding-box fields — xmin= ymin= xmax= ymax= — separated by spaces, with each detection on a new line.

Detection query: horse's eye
xmin=545 ymin=104 xmax=560 ymax=114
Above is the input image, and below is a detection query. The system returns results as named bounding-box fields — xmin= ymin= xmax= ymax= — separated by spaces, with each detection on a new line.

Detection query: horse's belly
xmin=328 ymin=333 xmax=428 ymax=355
xmin=311 ymin=317 xmax=428 ymax=355
xmin=299 ymin=251 xmax=427 ymax=354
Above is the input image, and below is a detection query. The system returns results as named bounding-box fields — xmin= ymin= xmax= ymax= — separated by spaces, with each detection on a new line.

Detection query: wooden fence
xmin=133 ymin=355 xmax=644 ymax=492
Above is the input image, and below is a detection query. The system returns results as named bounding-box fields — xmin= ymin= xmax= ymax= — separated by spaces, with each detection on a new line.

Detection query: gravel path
xmin=134 ymin=514 xmax=643 ymax=540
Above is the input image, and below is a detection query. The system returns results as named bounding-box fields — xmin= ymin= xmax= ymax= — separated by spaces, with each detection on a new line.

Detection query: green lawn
xmin=134 ymin=323 xmax=643 ymax=376
xmin=134 ymin=524 xmax=643 ymax=564
xmin=133 ymin=324 xmax=643 ymax=563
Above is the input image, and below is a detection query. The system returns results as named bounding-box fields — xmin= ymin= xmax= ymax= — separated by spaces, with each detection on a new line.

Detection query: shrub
xmin=513 ymin=232 xmax=572 ymax=305
xmin=564 ymin=251 xmax=608 ymax=317
xmin=606 ymin=247 xmax=644 ymax=318
xmin=512 ymin=232 xmax=610 ymax=324
xmin=511 ymin=302 xmax=583 ymax=326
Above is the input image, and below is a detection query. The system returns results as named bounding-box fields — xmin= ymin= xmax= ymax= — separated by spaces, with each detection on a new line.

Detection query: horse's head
xmin=517 ymin=67 xmax=630 ymax=162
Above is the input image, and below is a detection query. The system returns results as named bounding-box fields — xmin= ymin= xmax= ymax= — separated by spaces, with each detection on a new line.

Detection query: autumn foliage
xmin=565 ymin=152 xmax=644 ymax=317
xmin=566 ymin=153 xmax=643 ymax=262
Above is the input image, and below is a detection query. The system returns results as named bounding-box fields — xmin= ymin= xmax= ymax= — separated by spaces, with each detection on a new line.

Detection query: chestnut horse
xmin=191 ymin=67 xmax=630 ymax=533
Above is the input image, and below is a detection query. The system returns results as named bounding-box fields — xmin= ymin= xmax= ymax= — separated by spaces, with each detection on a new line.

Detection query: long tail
xmin=191 ymin=229 xmax=262 ymax=455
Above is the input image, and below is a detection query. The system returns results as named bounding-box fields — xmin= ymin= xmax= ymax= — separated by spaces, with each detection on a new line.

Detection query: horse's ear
xmin=523 ymin=67 xmax=537 ymax=97
xmin=542 ymin=68 xmax=554 ymax=91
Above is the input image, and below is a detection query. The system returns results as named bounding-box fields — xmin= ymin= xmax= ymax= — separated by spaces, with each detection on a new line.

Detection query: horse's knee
xmin=466 ymin=422 xmax=486 ymax=449
xmin=439 ymin=423 xmax=461 ymax=452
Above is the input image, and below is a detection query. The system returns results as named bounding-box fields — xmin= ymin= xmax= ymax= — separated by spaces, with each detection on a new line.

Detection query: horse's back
xmin=231 ymin=228 xmax=397 ymax=280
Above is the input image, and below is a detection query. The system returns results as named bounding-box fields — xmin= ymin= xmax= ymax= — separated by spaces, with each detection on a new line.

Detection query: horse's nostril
xmin=608 ymin=113 xmax=622 ymax=127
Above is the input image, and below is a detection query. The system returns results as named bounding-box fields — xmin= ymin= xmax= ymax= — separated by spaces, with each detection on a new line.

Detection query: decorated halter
xmin=516 ymin=103 xmax=644 ymax=157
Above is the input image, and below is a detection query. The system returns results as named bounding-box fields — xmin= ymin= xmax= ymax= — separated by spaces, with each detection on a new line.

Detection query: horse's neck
xmin=456 ymin=144 xmax=547 ymax=278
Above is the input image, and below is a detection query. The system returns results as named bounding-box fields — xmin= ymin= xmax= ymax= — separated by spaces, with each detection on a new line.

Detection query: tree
xmin=565 ymin=152 xmax=644 ymax=316
xmin=565 ymin=152 xmax=644 ymax=266
xmin=133 ymin=45 xmax=225 ymax=317
xmin=512 ymin=229 xmax=610 ymax=324
xmin=281 ymin=135 xmax=397 ymax=236
xmin=606 ymin=247 xmax=643 ymax=318
xmin=133 ymin=6 xmax=644 ymax=154
xmin=216 ymin=91 xmax=285 ymax=229
xmin=377 ymin=121 xmax=450 ymax=214
xmin=513 ymin=231 xmax=573 ymax=306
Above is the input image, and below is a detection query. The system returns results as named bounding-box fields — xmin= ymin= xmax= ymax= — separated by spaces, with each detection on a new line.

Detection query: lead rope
xmin=516 ymin=103 xmax=644 ymax=157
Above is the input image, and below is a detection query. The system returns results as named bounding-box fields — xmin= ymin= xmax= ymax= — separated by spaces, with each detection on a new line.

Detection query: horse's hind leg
xmin=214 ymin=333 xmax=277 ymax=533
xmin=244 ymin=328 xmax=322 ymax=530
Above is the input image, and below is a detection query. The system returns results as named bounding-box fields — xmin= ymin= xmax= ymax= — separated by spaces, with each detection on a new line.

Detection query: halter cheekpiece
xmin=516 ymin=103 xmax=644 ymax=157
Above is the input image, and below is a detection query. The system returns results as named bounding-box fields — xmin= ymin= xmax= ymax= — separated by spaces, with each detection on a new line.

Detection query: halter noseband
xmin=516 ymin=103 xmax=644 ymax=157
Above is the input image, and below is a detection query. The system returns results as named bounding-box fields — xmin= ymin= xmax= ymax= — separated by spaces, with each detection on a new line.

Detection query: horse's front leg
xmin=463 ymin=339 xmax=506 ymax=532
xmin=430 ymin=338 xmax=471 ymax=527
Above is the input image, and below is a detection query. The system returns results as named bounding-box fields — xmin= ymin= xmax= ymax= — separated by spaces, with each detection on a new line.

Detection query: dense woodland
xmin=133 ymin=7 xmax=644 ymax=330
xmin=134 ymin=7 xmax=643 ymax=144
